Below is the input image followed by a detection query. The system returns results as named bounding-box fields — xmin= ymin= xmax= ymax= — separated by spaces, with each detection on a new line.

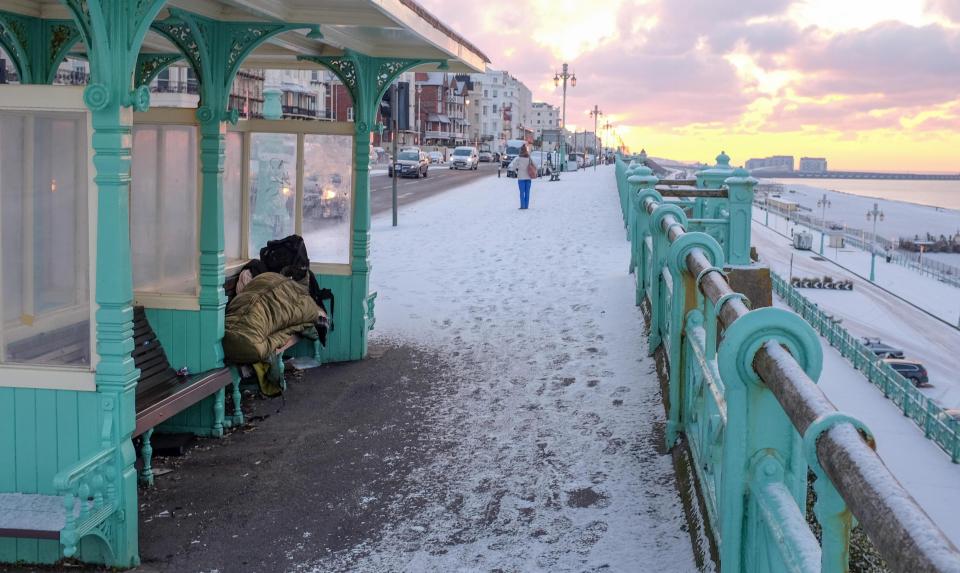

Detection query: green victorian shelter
xmin=0 ymin=0 xmax=487 ymax=567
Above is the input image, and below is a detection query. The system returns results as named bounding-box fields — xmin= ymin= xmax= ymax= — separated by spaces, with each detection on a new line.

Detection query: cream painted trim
xmin=0 ymin=364 xmax=97 ymax=392
xmin=133 ymin=292 xmax=202 ymax=311
xmin=134 ymin=107 xmax=198 ymax=125
xmin=232 ymin=119 xmax=354 ymax=135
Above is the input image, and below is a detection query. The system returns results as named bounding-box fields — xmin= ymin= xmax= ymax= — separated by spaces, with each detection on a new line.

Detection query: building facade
xmin=745 ymin=155 xmax=795 ymax=172
xmin=799 ymin=157 xmax=828 ymax=173
xmin=467 ymin=69 xmax=533 ymax=151
xmin=530 ymin=102 xmax=560 ymax=141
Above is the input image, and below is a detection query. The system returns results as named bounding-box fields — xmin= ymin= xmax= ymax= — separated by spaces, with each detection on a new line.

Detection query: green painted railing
xmin=771 ymin=272 xmax=960 ymax=462
xmin=615 ymin=154 xmax=960 ymax=572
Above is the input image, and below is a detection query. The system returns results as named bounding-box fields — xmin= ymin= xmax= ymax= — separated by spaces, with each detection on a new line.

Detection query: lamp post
xmin=553 ymin=63 xmax=576 ymax=172
xmin=866 ymin=202 xmax=885 ymax=281
xmin=589 ymin=105 xmax=602 ymax=171
xmin=817 ymin=193 xmax=831 ymax=254
xmin=416 ymin=84 xmax=423 ymax=145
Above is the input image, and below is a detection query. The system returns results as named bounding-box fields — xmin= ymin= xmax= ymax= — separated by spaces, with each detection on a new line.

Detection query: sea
xmin=769 ymin=178 xmax=960 ymax=211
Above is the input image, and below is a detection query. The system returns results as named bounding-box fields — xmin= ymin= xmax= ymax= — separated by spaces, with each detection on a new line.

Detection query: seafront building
xmin=800 ymin=156 xmax=828 ymax=173
xmin=746 ymin=155 xmax=795 ymax=172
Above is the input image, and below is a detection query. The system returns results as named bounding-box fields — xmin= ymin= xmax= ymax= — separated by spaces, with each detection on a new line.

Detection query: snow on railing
xmin=614 ymin=154 xmax=960 ymax=572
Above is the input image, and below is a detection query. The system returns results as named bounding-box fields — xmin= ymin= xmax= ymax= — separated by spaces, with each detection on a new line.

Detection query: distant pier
xmin=754 ymin=170 xmax=960 ymax=181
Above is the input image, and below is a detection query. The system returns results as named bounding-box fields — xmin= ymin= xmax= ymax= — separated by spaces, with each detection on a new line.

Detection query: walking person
xmin=509 ymin=144 xmax=537 ymax=209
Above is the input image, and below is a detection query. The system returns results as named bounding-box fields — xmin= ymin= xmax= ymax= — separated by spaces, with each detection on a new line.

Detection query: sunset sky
xmin=419 ymin=0 xmax=960 ymax=172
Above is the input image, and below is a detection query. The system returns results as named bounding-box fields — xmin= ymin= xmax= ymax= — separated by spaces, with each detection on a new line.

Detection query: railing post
xmin=666 ymin=232 xmax=724 ymax=447
xmin=647 ymin=204 xmax=688 ymax=355
xmin=628 ymin=165 xmax=659 ymax=258
xmin=716 ymin=307 xmax=824 ymax=571
xmin=803 ymin=414 xmax=874 ymax=572
xmin=634 ymin=189 xmax=663 ymax=305
xmin=695 ymin=150 xmax=735 ymax=218
xmin=724 ymin=167 xmax=757 ymax=265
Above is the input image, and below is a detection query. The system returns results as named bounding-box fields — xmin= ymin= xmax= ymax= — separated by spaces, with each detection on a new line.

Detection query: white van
xmin=450 ymin=146 xmax=479 ymax=170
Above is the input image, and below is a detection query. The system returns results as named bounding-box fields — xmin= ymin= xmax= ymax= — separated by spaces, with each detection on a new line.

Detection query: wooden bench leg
xmin=139 ymin=428 xmax=154 ymax=487
xmin=212 ymin=388 xmax=225 ymax=438
xmin=229 ymin=367 xmax=244 ymax=427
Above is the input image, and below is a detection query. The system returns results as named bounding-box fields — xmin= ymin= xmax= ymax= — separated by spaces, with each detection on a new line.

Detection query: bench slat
xmin=0 ymin=493 xmax=73 ymax=540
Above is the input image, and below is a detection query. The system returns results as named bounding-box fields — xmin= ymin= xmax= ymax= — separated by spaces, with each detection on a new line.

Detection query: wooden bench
xmin=132 ymin=306 xmax=233 ymax=485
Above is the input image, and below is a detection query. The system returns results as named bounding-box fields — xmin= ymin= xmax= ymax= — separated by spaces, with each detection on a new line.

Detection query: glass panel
xmin=248 ymin=133 xmax=296 ymax=255
xmin=303 ymin=134 xmax=352 ymax=264
xmin=224 ymin=131 xmax=243 ymax=261
xmin=131 ymin=124 xmax=198 ymax=294
xmin=0 ymin=111 xmax=90 ymax=367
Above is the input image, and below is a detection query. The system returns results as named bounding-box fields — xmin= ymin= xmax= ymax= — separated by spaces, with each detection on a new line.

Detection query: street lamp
xmin=553 ymin=63 xmax=576 ymax=172
xmin=817 ymin=193 xmax=831 ymax=254
xmin=589 ymin=106 xmax=602 ymax=171
xmin=866 ymin=202 xmax=885 ymax=281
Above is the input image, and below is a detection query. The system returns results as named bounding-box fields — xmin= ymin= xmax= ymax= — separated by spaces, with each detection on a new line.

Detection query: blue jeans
xmin=518 ymin=179 xmax=532 ymax=209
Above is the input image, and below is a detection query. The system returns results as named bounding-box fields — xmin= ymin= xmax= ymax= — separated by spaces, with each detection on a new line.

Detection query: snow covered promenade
xmin=302 ymin=167 xmax=701 ymax=571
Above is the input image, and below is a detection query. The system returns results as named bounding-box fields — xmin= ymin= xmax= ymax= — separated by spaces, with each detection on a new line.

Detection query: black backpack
xmin=260 ymin=235 xmax=310 ymax=281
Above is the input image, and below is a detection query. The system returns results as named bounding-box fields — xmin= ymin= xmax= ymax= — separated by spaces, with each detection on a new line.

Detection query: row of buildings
xmin=2 ymin=53 xmax=573 ymax=153
xmin=745 ymin=155 xmax=829 ymax=173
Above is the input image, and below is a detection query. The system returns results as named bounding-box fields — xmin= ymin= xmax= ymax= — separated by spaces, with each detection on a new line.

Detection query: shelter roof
xmin=2 ymin=0 xmax=489 ymax=73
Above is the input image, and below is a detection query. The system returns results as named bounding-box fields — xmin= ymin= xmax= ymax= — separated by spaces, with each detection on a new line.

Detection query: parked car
xmin=428 ymin=150 xmax=444 ymax=164
xmin=862 ymin=337 xmax=905 ymax=359
xmin=449 ymin=146 xmax=479 ymax=170
xmin=478 ymin=151 xmax=494 ymax=163
xmin=388 ymin=148 xmax=429 ymax=178
xmin=882 ymin=358 xmax=930 ymax=387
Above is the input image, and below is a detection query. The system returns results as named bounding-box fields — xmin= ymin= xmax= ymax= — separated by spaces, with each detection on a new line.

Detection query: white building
xmin=531 ymin=102 xmax=560 ymax=140
xmin=799 ymin=157 xmax=828 ymax=173
xmin=468 ymin=69 xmax=533 ymax=151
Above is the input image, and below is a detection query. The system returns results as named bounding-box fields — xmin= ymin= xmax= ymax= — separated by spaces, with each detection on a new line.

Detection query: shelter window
xmin=0 ymin=106 xmax=92 ymax=369
xmin=248 ymin=133 xmax=297 ymax=254
xmin=131 ymin=124 xmax=199 ymax=295
xmin=227 ymin=120 xmax=354 ymax=270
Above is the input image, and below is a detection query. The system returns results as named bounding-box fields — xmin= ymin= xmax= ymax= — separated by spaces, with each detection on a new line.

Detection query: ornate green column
xmin=0 ymin=9 xmax=81 ymax=84
xmin=60 ymin=0 xmax=168 ymax=566
xmin=300 ymin=52 xmax=444 ymax=360
xmin=150 ymin=9 xmax=320 ymax=369
xmin=724 ymin=167 xmax=758 ymax=266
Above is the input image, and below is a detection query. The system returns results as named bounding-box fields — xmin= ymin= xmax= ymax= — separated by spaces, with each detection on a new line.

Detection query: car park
xmin=862 ymin=337 xmax=905 ymax=359
xmin=882 ymin=358 xmax=930 ymax=387
xmin=450 ymin=146 xmax=479 ymax=170
xmin=388 ymin=148 xmax=429 ymax=178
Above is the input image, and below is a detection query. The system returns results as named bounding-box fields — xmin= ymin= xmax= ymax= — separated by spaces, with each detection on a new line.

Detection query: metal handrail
xmin=643 ymin=195 xmax=960 ymax=572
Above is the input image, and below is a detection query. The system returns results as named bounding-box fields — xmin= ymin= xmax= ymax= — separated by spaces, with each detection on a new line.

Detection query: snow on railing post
xmin=717 ymin=307 xmax=824 ymax=572
xmin=803 ymin=414 xmax=874 ymax=572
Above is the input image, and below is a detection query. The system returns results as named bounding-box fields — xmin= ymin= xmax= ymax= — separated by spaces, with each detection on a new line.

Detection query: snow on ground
xmin=773 ymin=295 xmax=960 ymax=548
xmin=765 ymin=180 xmax=960 ymax=241
xmin=752 ymin=218 xmax=960 ymax=409
xmin=759 ymin=209 xmax=960 ymax=325
xmin=296 ymin=167 xmax=702 ymax=572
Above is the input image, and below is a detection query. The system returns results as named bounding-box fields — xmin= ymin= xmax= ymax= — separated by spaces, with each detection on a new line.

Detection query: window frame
xmin=228 ymin=118 xmax=355 ymax=278
xmin=0 ymin=85 xmax=97 ymax=390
